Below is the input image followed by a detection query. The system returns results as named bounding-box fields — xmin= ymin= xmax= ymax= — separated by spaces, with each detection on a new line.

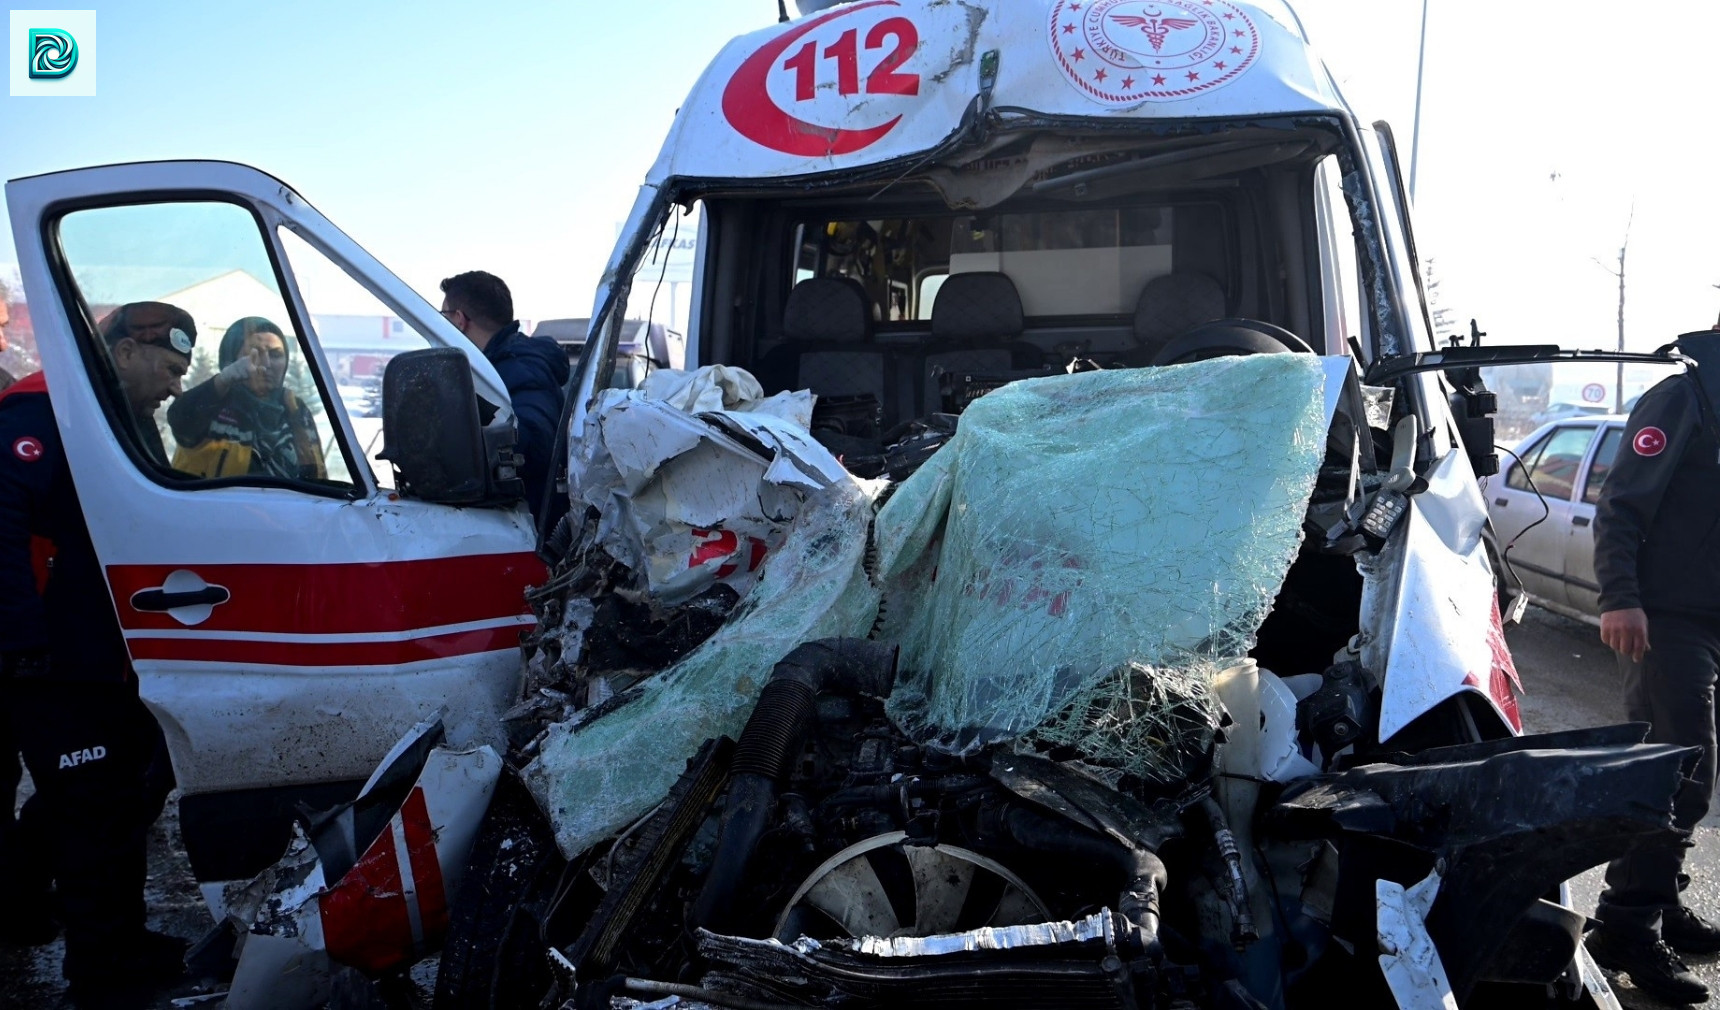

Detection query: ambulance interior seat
xmin=920 ymin=271 xmax=1045 ymax=414
xmin=754 ymin=276 xmax=905 ymax=459
xmin=757 ymin=277 xmax=893 ymax=403
xmin=1127 ymin=272 xmax=1228 ymax=366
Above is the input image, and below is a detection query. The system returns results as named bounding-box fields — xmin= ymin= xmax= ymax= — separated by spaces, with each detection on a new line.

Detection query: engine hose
xmin=1003 ymin=806 xmax=1166 ymax=957
xmin=1199 ymin=795 xmax=1259 ymax=947
xmin=690 ymin=638 xmax=897 ymax=931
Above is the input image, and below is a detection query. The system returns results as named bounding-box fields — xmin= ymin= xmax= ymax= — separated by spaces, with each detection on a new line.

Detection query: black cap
xmin=101 ymin=302 xmax=197 ymax=360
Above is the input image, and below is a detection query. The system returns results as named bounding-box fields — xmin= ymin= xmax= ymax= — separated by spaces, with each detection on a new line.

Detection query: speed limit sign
xmin=1582 ymin=383 xmax=1607 ymax=404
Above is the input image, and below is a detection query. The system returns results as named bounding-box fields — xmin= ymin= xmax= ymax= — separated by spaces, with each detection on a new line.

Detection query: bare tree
xmin=1593 ymin=202 xmax=1635 ymax=414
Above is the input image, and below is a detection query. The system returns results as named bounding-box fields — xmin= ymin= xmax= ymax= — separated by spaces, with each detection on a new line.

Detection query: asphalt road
xmin=1509 ymin=605 xmax=1720 ymax=1010
xmin=2 ymin=604 xmax=1717 ymax=1008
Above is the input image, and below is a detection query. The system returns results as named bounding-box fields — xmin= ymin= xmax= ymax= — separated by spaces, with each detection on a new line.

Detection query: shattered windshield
xmin=877 ymin=355 xmax=1330 ymax=770
xmin=527 ymin=354 xmax=1330 ymax=853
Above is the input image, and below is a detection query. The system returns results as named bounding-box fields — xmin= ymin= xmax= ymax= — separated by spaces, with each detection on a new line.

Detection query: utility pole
xmin=1594 ymin=204 xmax=1635 ymax=414
xmin=1409 ymin=0 xmax=1430 ymax=201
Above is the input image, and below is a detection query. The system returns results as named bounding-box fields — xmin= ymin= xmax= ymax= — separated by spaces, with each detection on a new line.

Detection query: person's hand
xmin=214 ymin=348 xmax=262 ymax=394
xmin=1601 ymin=607 xmax=1651 ymax=663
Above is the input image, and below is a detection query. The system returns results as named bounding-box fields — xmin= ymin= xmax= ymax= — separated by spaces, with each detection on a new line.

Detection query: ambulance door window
xmin=52 ymin=201 xmax=360 ymax=491
xmin=273 ymin=227 xmax=431 ymax=490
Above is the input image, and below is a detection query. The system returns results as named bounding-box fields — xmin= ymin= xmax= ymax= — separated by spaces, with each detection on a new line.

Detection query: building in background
xmin=618 ymin=207 xmax=700 ymax=334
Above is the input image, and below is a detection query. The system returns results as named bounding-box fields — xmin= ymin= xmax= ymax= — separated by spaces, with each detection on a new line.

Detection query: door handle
xmin=128 ymin=569 xmax=231 ymax=626
xmin=1571 ymin=516 xmax=1591 ymax=527
xmin=1494 ymin=498 xmax=1509 ymax=507
xmin=131 ymin=586 xmax=231 ymax=611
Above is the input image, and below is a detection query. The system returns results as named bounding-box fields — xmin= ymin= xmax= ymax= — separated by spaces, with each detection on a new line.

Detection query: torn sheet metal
xmin=319 ymin=743 xmax=501 ymax=974
xmin=636 ymin=365 xmax=812 ymax=427
xmin=222 ymin=826 xmax=331 ymax=1009
xmin=696 ymin=907 xmax=1128 ymax=1008
xmin=221 ymin=728 xmax=501 ymax=1008
xmin=1366 ymin=449 xmax=1523 ymax=742
xmin=573 ymin=366 xmax=846 ymax=605
xmin=524 ymin=475 xmax=882 ymax=859
xmin=1377 ymin=870 xmax=1459 ymax=1010
xmin=877 ymin=356 xmax=1332 ymax=756
xmin=844 ymin=910 xmax=1116 ymax=958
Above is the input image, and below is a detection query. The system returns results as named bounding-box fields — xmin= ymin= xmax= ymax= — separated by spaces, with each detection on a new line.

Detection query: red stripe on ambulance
xmin=123 ymin=624 xmax=525 ymax=666
xmin=107 ymin=552 xmax=546 ymax=635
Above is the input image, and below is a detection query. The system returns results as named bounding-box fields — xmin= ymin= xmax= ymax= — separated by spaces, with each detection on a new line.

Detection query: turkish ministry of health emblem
xmin=1049 ymin=0 xmax=1262 ymax=105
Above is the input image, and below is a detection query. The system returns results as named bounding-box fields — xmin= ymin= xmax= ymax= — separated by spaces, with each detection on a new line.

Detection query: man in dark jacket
xmin=438 ymin=271 xmax=570 ymax=528
xmin=1587 ymin=330 xmax=1720 ymax=1004
xmin=0 ymin=302 xmax=193 ymax=1001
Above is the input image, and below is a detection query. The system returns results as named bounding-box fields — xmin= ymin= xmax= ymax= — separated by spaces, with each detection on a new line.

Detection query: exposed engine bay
xmin=485 ymin=634 xmax=1691 ymax=1010
xmin=433 ymin=353 xmax=1695 ymax=1010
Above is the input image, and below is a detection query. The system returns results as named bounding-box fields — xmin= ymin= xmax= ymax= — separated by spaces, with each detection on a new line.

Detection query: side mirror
xmin=378 ymin=348 xmax=523 ymax=505
xmin=1445 ymin=365 xmax=1501 ymax=478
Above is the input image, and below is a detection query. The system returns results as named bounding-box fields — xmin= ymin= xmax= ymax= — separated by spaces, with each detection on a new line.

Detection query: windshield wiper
xmin=1365 ymin=344 xmax=1682 ymax=385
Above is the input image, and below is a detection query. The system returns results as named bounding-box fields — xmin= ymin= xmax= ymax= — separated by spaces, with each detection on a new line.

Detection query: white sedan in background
xmin=1487 ymin=415 xmax=1628 ymax=625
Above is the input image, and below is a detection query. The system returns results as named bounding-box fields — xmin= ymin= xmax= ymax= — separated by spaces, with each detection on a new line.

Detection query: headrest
xmin=931 ymin=272 xmax=1025 ymax=342
xmin=1133 ymin=273 xmax=1227 ymax=344
xmin=783 ymin=277 xmax=872 ymax=344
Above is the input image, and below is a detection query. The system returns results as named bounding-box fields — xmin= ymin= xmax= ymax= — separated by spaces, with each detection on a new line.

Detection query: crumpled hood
xmin=526 ymin=356 xmax=1349 ymax=859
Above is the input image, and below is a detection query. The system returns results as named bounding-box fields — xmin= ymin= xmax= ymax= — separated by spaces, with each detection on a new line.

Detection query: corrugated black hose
xmin=689 ymin=638 xmax=898 ymax=931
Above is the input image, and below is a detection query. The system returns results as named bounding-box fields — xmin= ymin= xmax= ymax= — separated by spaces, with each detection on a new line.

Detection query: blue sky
xmin=5 ymin=0 xmax=1720 ymax=389
xmin=1 ymin=0 xmax=769 ymax=321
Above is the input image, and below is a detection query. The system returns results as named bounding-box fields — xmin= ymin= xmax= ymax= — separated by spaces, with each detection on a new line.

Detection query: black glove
xmin=1 ymin=650 xmax=50 ymax=679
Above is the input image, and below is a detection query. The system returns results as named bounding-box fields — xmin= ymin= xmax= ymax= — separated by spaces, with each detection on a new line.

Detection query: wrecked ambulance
xmin=433 ymin=2 xmax=1696 ymax=1009
xmin=0 ymin=0 xmax=1697 ymax=1007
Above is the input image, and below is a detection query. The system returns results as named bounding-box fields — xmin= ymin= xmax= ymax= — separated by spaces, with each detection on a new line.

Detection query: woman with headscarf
xmin=167 ymin=317 xmax=326 ymax=480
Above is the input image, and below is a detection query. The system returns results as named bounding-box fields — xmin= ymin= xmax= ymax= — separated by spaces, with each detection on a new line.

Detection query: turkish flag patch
xmin=12 ymin=437 xmax=43 ymax=463
xmin=1633 ymin=426 xmax=1668 ymax=457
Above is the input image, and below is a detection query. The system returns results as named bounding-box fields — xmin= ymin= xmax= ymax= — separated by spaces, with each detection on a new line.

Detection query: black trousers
xmin=3 ymin=677 xmax=173 ymax=979
xmin=1 ymin=715 xmax=17 ymax=851
xmin=0 ymin=735 xmax=53 ymax=913
xmin=1599 ymin=612 xmax=1720 ymax=937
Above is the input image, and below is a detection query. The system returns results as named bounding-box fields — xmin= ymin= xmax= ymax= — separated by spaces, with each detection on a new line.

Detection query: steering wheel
xmin=1149 ymin=318 xmax=1315 ymax=367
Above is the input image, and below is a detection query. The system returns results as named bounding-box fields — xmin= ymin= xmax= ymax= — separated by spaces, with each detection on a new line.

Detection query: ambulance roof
xmin=646 ymin=0 xmax=1349 ymax=185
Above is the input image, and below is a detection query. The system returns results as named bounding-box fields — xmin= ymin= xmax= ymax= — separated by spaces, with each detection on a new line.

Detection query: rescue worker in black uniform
xmin=0 ymin=288 xmax=48 ymax=948
xmin=0 ymin=285 xmax=46 ymax=947
xmin=1588 ymin=329 xmax=1720 ymax=1004
xmin=0 ymin=302 xmax=194 ymax=1003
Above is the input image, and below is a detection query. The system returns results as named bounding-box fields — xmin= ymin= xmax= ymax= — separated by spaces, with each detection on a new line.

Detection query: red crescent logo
xmin=721 ymin=0 xmax=906 ymax=157
xmin=1633 ymin=426 xmax=1668 ymax=457
xmin=12 ymin=437 xmax=42 ymax=462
